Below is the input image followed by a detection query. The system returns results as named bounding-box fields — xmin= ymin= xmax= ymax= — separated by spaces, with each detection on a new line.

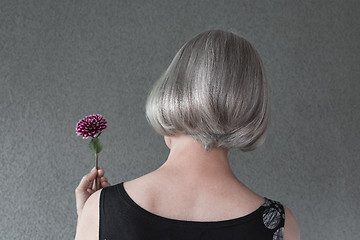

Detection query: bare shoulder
xmin=123 ymin=171 xmax=163 ymax=197
xmin=283 ymin=205 xmax=300 ymax=240
xmin=75 ymin=189 xmax=102 ymax=240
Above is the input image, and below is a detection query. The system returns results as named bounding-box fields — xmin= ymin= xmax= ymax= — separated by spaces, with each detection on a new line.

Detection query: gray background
xmin=1 ymin=0 xmax=359 ymax=239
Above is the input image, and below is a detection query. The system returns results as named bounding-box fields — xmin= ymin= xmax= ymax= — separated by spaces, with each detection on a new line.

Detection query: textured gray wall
xmin=1 ymin=0 xmax=359 ymax=239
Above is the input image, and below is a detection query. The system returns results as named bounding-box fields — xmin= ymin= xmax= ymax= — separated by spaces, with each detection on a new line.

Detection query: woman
xmin=75 ymin=30 xmax=300 ymax=240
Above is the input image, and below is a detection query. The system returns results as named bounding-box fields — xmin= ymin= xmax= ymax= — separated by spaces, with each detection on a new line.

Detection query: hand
xmin=75 ymin=167 xmax=110 ymax=216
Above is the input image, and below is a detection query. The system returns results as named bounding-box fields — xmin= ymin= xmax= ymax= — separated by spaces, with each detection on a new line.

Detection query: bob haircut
xmin=146 ymin=30 xmax=270 ymax=151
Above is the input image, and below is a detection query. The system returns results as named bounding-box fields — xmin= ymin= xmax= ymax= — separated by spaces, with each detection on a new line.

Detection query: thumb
xmin=89 ymin=167 xmax=98 ymax=178
xmin=77 ymin=168 xmax=98 ymax=191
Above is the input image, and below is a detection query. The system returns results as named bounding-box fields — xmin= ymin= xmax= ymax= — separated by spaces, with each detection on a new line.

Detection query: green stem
xmin=95 ymin=152 xmax=98 ymax=191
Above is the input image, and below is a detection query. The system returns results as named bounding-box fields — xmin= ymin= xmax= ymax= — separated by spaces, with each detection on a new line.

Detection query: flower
xmin=76 ymin=114 xmax=107 ymax=191
xmin=76 ymin=114 xmax=107 ymax=139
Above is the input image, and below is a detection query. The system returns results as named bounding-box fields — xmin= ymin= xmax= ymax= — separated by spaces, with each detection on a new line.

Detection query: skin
xmin=75 ymin=134 xmax=300 ymax=240
xmin=75 ymin=167 xmax=110 ymax=238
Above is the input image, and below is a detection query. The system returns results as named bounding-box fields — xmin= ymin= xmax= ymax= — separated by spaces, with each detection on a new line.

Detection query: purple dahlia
xmin=76 ymin=114 xmax=107 ymax=139
xmin=76 ymin=114 xmax=107 ymax=190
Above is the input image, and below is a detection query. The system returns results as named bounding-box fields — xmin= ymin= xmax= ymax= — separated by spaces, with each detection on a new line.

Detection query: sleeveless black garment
xmin=99 ymin=183 xmax=285 ymax=240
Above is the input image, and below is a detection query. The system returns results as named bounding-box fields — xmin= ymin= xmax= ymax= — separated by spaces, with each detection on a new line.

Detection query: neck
xmin=157 ymin=135 xmax=236 ymax=184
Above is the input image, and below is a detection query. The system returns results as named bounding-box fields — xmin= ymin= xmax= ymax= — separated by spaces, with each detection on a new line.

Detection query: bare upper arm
xmin=284 ymin=205 xmax=300 ymax=240
xmin=75 ymin=189 xmax=102 ymax=240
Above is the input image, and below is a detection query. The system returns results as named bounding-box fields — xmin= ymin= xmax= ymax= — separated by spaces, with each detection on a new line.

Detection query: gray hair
xmin=146 ymin=30 xmax=270 ymax=151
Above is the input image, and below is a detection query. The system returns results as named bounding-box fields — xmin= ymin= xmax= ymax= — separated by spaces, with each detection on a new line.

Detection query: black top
xmin=99 ymin=183 xmax=285 ymax=240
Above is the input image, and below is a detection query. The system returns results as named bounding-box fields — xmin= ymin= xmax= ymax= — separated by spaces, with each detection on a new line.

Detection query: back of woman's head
xmin=146 ymin=30 xmax=270 ymax=151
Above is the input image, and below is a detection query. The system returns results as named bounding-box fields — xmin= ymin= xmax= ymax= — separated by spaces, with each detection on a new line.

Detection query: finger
xmin=101 ymin=181 xmax=111 ymax=188
xmin=92 ymin=178 xmax=98 ymax=192
xmin=100 ymin=176 xmax=108 ymax=184
xmin=92 ymin=169 xmax=100 ymax=191
xmin=94 ymin=169 xmax=103 ymax=190
xmin=77 ymin=168 xmax=97 ymax=191
xmin=100 ymin=176 xmax=111 ymax=187
xmin=87 ymin=188 xmax=95 ymax=195
xmin=97 ymin=168 xmax=105 ymax=178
